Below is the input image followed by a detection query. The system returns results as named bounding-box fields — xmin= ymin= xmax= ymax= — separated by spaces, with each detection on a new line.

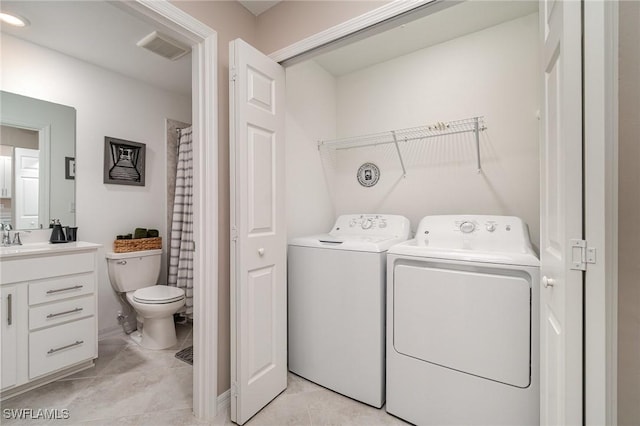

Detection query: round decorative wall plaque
xmin=357 ymin=162 xmax=380 ymax=187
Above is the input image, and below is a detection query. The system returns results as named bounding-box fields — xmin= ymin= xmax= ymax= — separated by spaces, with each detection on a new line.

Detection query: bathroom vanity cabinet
xmin=0 ymin=242 xmax=100 ymax=400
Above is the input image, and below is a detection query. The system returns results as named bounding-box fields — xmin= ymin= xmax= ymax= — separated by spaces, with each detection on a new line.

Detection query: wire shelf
xmin=318 ymin=116 xmax=487 ymax=175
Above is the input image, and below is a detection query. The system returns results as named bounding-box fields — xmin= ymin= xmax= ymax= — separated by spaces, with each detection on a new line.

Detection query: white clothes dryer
xmin=288 ymin=214 xmax=410 ymax=408
xmin=386 ymin=215 xmax=539 ymax=425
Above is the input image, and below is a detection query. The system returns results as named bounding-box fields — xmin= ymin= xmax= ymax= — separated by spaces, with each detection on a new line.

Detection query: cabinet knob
xmin=258 ymin=248 xmax=265 ymax=256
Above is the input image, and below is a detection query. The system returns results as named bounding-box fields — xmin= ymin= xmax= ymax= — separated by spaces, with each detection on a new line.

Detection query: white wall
xmin=618 ymin=1 xmax=640 ymax=423
xmin=331 ymin=13 xmax=540 ymax=243
xmin=1 ymin=35 xmax=191 ymax=335
xmin=285 ymin=60 xmax=337 ymax=238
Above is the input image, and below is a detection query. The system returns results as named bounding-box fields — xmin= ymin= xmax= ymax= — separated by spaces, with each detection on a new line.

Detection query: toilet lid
xmin=133 ymin=286 xmax=185 ymax=304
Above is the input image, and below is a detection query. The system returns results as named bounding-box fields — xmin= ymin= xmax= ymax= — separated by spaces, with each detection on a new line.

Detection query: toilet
xmin=106 ymin=249 xmax=185 ymax=350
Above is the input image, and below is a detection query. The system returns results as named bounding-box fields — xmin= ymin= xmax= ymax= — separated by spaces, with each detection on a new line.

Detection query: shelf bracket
xmin=391 ymin=130 xmax=407 ymax=178
xmin=474 ymin=117 xmax=482 ymax=172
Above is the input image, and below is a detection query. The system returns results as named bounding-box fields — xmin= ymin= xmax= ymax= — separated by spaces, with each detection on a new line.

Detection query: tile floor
xmin=1 ymin=324 xmax=408 ymax=425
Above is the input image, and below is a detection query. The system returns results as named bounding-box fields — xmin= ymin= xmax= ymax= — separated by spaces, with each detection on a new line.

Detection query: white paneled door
xmin=14 ymin=147 xmax=40 ymax=230
xmin=539 ymin=1 xmax=583 ymax=424
xmin=229 ymin=38 xmax=287 ymax=425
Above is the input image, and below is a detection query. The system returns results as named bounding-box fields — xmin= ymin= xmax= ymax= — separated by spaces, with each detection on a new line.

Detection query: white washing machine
xmin=288 ymin=214 xmax=410 ymax=408
xmin=386 ymin=215 xmax=539 ymax=425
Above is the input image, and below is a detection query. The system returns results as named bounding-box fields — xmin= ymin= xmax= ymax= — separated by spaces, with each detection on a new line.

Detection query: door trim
xmin=116 ymin=0 xmax=219 ymax=420
xmin=267 ymin=0 xmax=454 ymax=64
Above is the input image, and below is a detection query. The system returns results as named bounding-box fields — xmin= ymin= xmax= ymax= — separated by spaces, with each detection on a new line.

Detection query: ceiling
xmin=0 ymin=1 xmax=538 ymax=97
xmin=238 ymin=1 xmax=281 ymax=16
xmin=313 ymin=0 xmax=538 ymax=76
xmin=1 ymin=1 xmax=192 ymax=96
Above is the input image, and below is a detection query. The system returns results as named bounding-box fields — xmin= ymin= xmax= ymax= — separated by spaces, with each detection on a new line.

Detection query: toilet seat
xmin=133 ymin=286 xmax=185 ymax=304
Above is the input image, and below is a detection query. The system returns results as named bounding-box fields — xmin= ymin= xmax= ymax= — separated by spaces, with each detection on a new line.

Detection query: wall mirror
xmin=0 ymin=91 xmax=76 ymax=230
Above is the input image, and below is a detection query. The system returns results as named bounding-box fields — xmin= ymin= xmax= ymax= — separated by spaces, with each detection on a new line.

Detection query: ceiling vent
xmin=137 ymin=31 xmax=189 ymax=61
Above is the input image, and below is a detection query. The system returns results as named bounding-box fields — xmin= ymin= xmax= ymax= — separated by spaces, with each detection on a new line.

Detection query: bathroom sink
xmin=0 ymin=242 xmax=51 ymax=254
xmin=0 ymin=241 xmax=100 ymax=259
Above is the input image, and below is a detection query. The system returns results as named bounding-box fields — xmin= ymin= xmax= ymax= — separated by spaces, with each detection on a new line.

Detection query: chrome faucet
xmin=1 ymin=223 xmax=11 ymax=246
xmin=1 ymin=224 xmax=21 ymax=246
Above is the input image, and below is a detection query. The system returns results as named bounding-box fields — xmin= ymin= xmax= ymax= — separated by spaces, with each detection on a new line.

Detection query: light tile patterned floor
xmin=1 ymin=323 xmax=408 ymax=425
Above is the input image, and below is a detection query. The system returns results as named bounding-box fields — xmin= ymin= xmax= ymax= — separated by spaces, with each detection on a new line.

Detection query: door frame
xmin=117 ymin=0 xmax=219 ymax=420
xmin=583 ymin=1 xmax=619 ymax=424
xmin=268 ymin=0 xmax=619 ymax=423
xmin=0 ymin=118 xmax=50 ymax=230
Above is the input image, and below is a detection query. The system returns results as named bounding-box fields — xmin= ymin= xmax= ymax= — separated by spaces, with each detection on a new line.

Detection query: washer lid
xmin=133 ymin=286 xmax=185 ymax=304
xmin=288 ymin=214 xmax=411 ymax=253
xmin=388 ymin=215 xmax=539 ymax=267
xmin=289 ymin=234 xmax=409 ymax=253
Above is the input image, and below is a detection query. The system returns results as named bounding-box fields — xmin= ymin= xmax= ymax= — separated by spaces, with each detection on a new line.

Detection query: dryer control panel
xmin=415 ymin=215 xmax=534 ymax=253
xmin=331 ymin=214 xmax=410 ymax=238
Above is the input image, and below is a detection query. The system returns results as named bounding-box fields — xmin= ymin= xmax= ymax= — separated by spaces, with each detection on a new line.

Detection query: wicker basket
xmin=113 ymin=237 xmax=162 ymax=253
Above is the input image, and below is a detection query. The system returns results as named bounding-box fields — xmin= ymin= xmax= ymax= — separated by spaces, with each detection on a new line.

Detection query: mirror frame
xmin=0 ymin=91 xmax=75 ymax=230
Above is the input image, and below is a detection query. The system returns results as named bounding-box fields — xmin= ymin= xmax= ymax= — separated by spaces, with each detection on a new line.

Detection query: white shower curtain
xmin=168 ymin=126 xmax=194 ymax=318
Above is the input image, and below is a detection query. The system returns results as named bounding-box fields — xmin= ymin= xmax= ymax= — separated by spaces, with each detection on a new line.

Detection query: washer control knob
xmin=349 ymin=219 xmax=357 ymax=227
xmin=460 ymin=221 xmax=475 ymax=233
xmin=361 ymin=218 xmax=373 ymax=230
xmin=379 ymin=221 xmax=387 ymax=229
xmin=486 ymin=223 xmax=496 ymax=232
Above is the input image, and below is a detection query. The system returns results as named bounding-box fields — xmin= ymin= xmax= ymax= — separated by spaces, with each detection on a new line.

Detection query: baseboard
xmin=217 ymin=389 xmax=231 ymax=413
xmin=1 ymin=360 xmax=94 ymax=402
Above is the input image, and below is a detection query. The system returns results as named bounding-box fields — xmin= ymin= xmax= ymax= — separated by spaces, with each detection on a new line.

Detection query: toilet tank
xmin=106 ymin=249 xmax=162 ymax=293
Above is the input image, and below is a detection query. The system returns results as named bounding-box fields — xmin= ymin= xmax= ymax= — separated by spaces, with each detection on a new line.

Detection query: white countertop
xmin=0 ymin=241 xmax=102 ymax=260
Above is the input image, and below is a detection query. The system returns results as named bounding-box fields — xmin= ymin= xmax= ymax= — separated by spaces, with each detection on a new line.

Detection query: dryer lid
xmin=133 ymin=286 xmax=184 ymax=304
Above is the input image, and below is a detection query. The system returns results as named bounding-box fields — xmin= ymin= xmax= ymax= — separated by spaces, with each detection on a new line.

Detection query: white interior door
xmin=229 ymin=38 xmax=286 ymax=425
xmin=14 ymin=147 xmax=40 ymax=230
xmin=539 ymin=1 xmax=583 ymax=424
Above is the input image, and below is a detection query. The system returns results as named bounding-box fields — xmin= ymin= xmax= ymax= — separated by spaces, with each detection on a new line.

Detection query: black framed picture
xmin=65 ymin=156 xmax=75 ymax=180
xmin=103 ymin=136 xmax=146 ymax=186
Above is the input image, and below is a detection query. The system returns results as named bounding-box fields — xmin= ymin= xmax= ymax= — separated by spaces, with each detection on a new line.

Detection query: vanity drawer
xmin=29 ymin=273 xmax=95 ymax=306
xmin=29 ymin=317 xmax=96 ymax=379
xmin=1 ymin=251 xmax=95 ymax=284
xmin=29 ymin=295 xmax=94 ymax=330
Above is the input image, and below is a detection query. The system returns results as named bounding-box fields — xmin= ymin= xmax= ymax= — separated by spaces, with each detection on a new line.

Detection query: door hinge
xmin=230 ymin=66 xmax=237 ymax=82
xmin=231 ymin=226 xmax=238 ymax=243
xmin=570 ymin=239 xmax=596 ymax=271
xmin=231 ymin=382 xmax=239 ymax=397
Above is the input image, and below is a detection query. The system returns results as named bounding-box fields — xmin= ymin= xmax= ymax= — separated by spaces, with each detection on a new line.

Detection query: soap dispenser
xmin=50 ymin=219 xmax=67 ymax=243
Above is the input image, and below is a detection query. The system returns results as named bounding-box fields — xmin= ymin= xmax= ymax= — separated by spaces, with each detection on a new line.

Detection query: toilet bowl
xmin=106 ymin=249 xmax=185 ymax=350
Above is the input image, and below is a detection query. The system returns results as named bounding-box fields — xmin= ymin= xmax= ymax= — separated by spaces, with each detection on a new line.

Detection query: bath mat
xmin=175 ymin=346 xmax=193 ymax=365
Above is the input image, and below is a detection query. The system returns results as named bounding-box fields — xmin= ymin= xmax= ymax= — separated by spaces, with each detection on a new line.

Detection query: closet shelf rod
xmin=331 ymin=127 xmax=484 ymax=151
xmin=318 ymin=116 xmax=487 ymax=173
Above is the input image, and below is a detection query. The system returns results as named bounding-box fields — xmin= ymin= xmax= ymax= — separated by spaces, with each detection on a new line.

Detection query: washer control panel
xmin=332 ymin=214 xmax=410 ymax=237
